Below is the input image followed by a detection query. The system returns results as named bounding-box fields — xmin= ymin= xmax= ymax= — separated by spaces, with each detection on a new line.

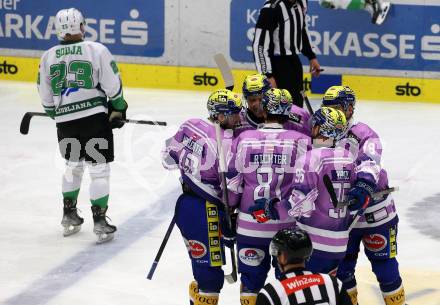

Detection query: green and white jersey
xmin=38 ymin=40 xmax=125 ymax=123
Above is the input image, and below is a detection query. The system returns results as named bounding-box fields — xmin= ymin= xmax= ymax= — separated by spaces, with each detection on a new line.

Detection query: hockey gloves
xmin=347 ymin=179 xmax=375 ymax=211
xmin=108 ymin=100 xmax=128 ymax=129
xmin=221 ymin=212 xmax=237 ymax=248
xmin=248 ymin=198 xmax=280 ymax=223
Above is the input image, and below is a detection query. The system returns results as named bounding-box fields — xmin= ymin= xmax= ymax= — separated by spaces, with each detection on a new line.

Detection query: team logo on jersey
xmin=331 ymin=169 xmax=351 ymax=181
xmin=238 ymin=248 xmax=265 ymax=266
xmin=363 ymin=234 xmax=387 ymax=252
xmin=188 ymin=240 xmax=207 ymax=259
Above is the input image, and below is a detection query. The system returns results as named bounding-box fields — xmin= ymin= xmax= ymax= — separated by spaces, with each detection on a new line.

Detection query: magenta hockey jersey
xmin=162 ymin=118 xmax=233 ymax=206
xmin=341 ymin=121 xmax=398 ymax=230
xmin=227 ymin=123 xmax=311 ymax=244
xmin=283 ymin=105 xmax=311 ymax=136
xmin=341 ymin=122 xmax=383 ymax=184
xmin=278 ymin=147 xmax=357 ymax=259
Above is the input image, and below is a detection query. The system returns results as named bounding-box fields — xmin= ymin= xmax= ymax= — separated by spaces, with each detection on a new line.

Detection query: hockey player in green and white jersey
xmin=37 ymin=8 xmax=128 ymax=243
xmin=320 ymin=0 xmax=391 ymax=25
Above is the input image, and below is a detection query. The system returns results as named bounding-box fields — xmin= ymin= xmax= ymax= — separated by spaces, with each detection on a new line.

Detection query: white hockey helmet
xmin=55 ymin=8 xmax=86 ymax=40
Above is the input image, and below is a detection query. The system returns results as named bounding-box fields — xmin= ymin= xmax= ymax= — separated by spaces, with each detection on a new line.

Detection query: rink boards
xmin=1 ymin=55 xmax=439 ymax=104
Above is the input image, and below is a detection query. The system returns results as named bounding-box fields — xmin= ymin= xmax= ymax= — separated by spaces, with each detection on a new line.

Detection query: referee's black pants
xmin=271 ymin=55 xmax=304 ymax=108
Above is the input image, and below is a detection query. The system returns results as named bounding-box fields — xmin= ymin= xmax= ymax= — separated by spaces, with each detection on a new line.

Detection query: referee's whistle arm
xmin=310 ymin=58 xmax=321 ymax=77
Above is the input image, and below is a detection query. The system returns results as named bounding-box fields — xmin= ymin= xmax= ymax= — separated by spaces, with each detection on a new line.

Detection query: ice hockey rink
xmin=1 ymin=81 xmax=439 ymax=305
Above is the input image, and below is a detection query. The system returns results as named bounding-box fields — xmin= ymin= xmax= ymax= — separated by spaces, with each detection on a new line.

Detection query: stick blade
xmin=20 ymin=112 xmax=33 ymax=135
xmin=214 ymin=53 xmax=234 ymax=90
xmin=146 ymin=261 xmax=158 ymax=280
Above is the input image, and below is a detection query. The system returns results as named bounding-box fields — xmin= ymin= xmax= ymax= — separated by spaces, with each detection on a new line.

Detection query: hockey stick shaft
xmin=20 ymin=112 xmax=167 ymax=134
xmin=303 ymin=93 xmax=314 ymax=115
xmin=323 ymin=174 xmax=339 ymax=209
xmin=336 ymin=187 xmax=397 ymax=209
xmin=323 ymin=174 xmax=398 ymax=209
xmin=348 ymin=196 xmax=370 ymax=231
xmin=215 ymin=123 xmax=238 ymax=284
xmin=214 ymin=54 xmax=238 ymax=283
xmin=146 ymin=215 xmax=176 ymax=280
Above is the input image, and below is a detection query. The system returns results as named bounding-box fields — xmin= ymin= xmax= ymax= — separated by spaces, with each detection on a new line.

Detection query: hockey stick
xmin=20 ymin=112 xmax=49 ymax=135
xmin=323 ymin=174 xmax=371 ymax=231
xmin=214 ymin=123 xmax=238 ymax=284
xmin=323 ymin=174 xmax=398 ymax=209
xmin=214 ymin=53 xmax=234 ymax=90
xmin=20 ymin=112 xmax=167 ymax=135
xmin=323 ymin=174 xmax=339 ymax=209
xmin=303 ymin=92 xmax=314 ymax=115
xmin=214 ymin=53 xmax=238 ymax=283
xmin=146 ymin=215 xmax=176 ymax=280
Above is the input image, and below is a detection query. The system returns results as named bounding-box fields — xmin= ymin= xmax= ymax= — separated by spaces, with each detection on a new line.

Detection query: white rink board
xmin=0 ymin=82 xmax=440 ymax=305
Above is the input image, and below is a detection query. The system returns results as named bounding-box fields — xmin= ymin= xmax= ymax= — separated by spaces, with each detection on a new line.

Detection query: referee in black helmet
xmin=256 ymin=228 xmax=352 ymax=305
xmin=253 ymin=0 xmax=321 ymax=108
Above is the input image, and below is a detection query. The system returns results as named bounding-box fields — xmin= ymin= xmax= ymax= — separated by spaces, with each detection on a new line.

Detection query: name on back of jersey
xmin=251 ymin=153 xmax=287 ymax=165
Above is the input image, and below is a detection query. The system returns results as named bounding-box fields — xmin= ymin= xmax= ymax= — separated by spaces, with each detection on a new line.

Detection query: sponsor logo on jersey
xmin=188 ymin=240 xmax=207 ymax=259
xmin=238 ymin=248 xmax=265 ymax=266
xmin=395 ymin=82 xmax=421 ymax=97
xmin=281 ymin=274 xmax=325 ymax=294
xmin=363 ymin=234 xmax=387 ymax=252
xmin=193 ymin=73 xmax=218 ymax=86
xmin=0 ymin=61 xmax=18 ymax=74
xmin=331 ymin=169 xmax=351 ymax=181
xmin=288 ymin=112 xmax=302 ymax=123
xmin=182 ymin=134 xmax=203 ymax=156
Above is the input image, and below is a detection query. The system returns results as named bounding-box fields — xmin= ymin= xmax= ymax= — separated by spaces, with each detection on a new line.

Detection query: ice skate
xmin=61 ymin=198 xmax=84 ymax=237
xmin=91 ymin=206 xmax=117 ymax=244
xmin=375 ymin=1 xmax=390 ymax=25
xmin=371 ymin=0 xmax=391 ymax=25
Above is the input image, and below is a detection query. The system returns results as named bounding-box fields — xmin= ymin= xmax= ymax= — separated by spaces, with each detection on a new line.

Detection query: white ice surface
xmin=0 ymin=81 xmax=439 ymax=305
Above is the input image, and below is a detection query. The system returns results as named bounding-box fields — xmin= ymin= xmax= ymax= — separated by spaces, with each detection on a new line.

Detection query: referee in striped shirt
xmin=257 ymin=228 xmax=352 ymax=305
xmin=253 ymin=0 xmax=321 ymax=108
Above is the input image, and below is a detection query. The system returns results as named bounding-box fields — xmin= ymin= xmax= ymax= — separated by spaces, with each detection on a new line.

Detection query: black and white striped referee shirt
xmin=256 ymin=268 xmax=352 ymax=305
xmin=253 ymin=0 xmax=316 ymax=75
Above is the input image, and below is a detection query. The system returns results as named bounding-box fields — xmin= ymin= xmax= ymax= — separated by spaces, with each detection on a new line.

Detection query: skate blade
xmin=63 ymin=225 xmax=81 ymax=237
xmin=96 ymin=232 xmax=114 ymax=244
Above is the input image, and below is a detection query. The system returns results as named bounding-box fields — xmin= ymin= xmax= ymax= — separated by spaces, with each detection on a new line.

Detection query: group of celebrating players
xmin=162 ymin=74 xmax=406 ymax=305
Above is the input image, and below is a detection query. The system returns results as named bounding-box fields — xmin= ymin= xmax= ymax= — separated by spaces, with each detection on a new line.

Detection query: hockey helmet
xmin=322 ymin=85 xmax=356 ymax=112
xmin=207 ymin=89 xmax=242 ymax=120
xmin=55 ymin=8 xmax=86 ymax=40
xmin=270 ymin=228 xmax=313 ymax=263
